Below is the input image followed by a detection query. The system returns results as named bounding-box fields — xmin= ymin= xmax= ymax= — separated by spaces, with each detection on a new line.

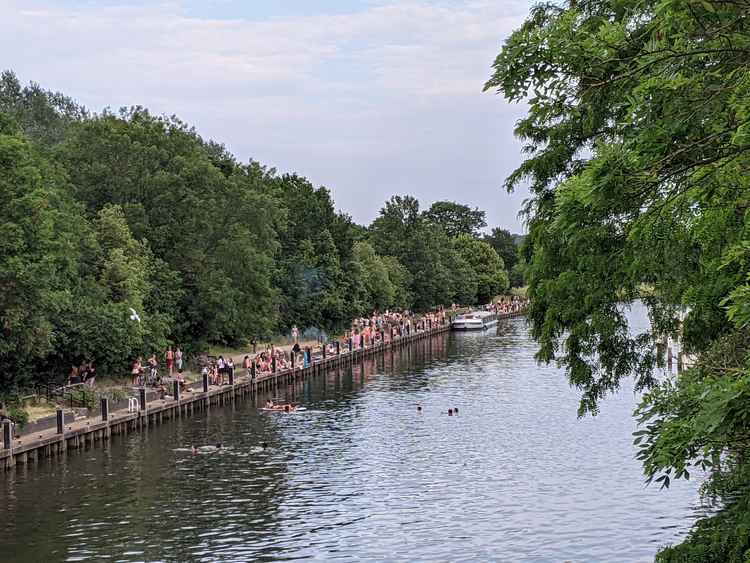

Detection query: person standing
xmin=166 ymin=347 xmax=175 ymax=377
xmin=226 ymin=357 xmax=234 ymax=383
xmin=175 ymin=347 xmax=183 ymax=372
xmin=217 ymin=355 xmax=226 ymax=385
xmin=291 ymin=325 xmax=299 ymax=344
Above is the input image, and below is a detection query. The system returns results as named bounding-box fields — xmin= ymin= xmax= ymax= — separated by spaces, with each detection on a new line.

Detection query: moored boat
xmin=451 ymin=310 xmax=498 ymax=330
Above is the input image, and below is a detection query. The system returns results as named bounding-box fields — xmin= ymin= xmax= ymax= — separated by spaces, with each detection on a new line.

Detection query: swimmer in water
xmin=216 ymin=443 xmax=222 ymax=449
xmin=191 ymin=445 xmax=197 ymax=454
xmin=454 ymin=407 xmax=459 ymax=415
xmin=261 ymin=442 xmax=268 ymax=450
xmin=417 ymin=405 xmax=422 ymax=412
xmin=448 ymin=409 xmax=453 ymax=416
xmin=284 ymin=405 xmax=290 ymax=413
xmin=265 ymin=399 xmax=274 ymax=409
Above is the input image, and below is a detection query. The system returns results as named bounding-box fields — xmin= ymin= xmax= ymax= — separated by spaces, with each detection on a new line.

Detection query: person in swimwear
xmin=265 ymin=399 xmax=274 ymax=409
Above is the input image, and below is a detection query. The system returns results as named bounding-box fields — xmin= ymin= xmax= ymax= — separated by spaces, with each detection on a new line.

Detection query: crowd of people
xmin=67 ymin=360 xmax=96 ymax=386
xmin=125 ymin=299 xmax=527 ymax=390
xmin=487 ymin=296 xmax=528 ymax=315
xmin=129 ymin=347 xmax=184 ymax=387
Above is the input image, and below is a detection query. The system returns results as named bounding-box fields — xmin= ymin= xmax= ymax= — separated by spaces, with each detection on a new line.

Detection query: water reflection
xmin=0 ymin=319 xmax=706 ymax=562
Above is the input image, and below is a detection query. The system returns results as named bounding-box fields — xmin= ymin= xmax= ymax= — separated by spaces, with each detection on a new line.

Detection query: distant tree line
xmin=0 ymin=71 xmax=523 ymax=390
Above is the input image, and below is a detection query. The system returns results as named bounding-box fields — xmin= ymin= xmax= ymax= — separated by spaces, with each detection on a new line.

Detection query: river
xmin=0 ymin=313 xmax=706 ymax=562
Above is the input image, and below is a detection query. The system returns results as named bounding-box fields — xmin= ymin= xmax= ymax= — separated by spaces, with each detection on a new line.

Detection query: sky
xmin=1 ymin=0 xmax=534 ymax=233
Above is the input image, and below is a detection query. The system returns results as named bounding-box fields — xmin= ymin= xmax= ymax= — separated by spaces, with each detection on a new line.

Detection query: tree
xmin=0 ymin=114 xmax=83 ymax=388
xmin=353 ymin=241 xmax=396 ymax=311
xmin=453 ymin=235 xmax=509 ymax=303
xmin=486 ymin=1 xmax=750 ymax=559
xmin=0 ymin=70 xmax=86 ymax=148
xmin=423 ymin=200 xmax=487 ymax=238
xmin=370 ymin=196 xmax=455 ymax=310
xmin=57 ymin=108 xmax=280 ymax=346
xmin=484 ymin=228 xmax=520 ymax=274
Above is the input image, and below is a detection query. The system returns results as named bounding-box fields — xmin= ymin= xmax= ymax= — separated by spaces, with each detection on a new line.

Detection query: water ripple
xmin=0 ymin=314 xmax=707 ymax=562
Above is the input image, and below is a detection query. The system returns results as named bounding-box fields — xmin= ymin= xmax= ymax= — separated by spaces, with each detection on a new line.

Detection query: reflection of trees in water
xmin=0 ymin=332 xmax=466 ymax=561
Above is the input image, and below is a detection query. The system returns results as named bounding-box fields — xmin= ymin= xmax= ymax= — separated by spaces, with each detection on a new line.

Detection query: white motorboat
xmin=451 ymin=310 xmax=498 ymax=330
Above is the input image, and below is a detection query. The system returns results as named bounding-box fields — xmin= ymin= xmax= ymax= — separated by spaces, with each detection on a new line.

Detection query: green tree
xmin=423 ymin=200 xmax=487 ymax=238
xmin=370 ymin=196 xmax=455 ymax=310
xmin=57 ymin=108 xmax=280 ymax=346
xmin=484 ymin=228 xmax=520 ymax=273
xmin=486 ymin=0 xmax=750 ymax=559
xmin=0 ymin=114 xmax=83 ymax=388
xmin=453 ymin=235 xmax=509 ymax=303
xmin=0 ymin=70 xmax=86 ymax=149
xmin=353 ymin=241 xmax=396 ymax=311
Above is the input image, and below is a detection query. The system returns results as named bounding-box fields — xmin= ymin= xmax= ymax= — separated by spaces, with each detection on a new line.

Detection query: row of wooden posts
xmin=1 ymin=316 xmax=451 ymax=469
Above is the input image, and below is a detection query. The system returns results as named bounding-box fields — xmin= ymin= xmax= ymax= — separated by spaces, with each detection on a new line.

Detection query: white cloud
xmin=1 ymin=0 xmax=532 ymax=230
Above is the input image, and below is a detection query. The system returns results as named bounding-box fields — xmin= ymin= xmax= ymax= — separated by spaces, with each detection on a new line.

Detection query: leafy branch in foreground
xmin=487 ymin=0 xmax=750 ymax=559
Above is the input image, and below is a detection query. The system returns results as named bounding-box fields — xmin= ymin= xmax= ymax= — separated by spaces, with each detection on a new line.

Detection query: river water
xmin=0 ymin=314 xmax=707 ymax=562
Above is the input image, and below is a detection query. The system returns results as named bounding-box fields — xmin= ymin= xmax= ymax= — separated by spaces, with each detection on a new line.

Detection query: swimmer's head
xmin=261 ymin=442 xmax=268 ymax=449
xmin=448 ymin=409 xmax=453 ymax=416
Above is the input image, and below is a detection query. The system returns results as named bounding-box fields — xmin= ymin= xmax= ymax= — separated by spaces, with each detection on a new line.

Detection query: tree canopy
xmin=423 ymin=200 xmax=487 ymax=238
xmin=0 ymin=70 xmax=514 ymax=393
xmin=486 ymin=0 xmax=750 ymax=559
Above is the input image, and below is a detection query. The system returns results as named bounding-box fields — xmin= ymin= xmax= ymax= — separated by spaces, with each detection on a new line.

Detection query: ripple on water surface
xmin=0 ymin=316 xmax=708 ymax=562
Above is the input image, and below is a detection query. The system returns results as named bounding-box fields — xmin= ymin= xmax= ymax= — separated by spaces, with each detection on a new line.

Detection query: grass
xmin=25 ymin=402 xmax=58 ymax=423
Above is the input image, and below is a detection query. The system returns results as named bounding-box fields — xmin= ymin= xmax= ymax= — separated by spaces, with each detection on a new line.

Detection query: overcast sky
xmin=2 ymin=0 xmax=533 ymax=232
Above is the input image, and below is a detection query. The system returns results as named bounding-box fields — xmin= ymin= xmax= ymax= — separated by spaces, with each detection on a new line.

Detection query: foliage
xmin=0 ymin=71 xmax=515 ymax=393
xmin=0 ymin=114 xmax=82 ymax=387
xmin=453 ymin=235 xmax=509 ymax=303
xmin=486 ymin=0 xmax=750 ymax=558
xmin=370 ymin=195 xmax=510 ymax=307
xmin=7 ymin=402 xmax=29 ymax=428
xmin=484 ymin=228 xmax=520 ymax=273
xmin=423 ymin=200 xmax=487 ymax=238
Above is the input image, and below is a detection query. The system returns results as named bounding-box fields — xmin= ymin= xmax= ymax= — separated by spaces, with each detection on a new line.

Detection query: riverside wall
xmin=1 ymin=312 xmax=525 ymax=472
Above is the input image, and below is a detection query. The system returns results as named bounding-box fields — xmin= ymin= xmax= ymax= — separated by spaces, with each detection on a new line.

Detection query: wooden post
xmin=291 ymin=352 xmax=295 ymax=369
xmin=139 ymin=388 xmax=147 ymax=412
xmin=229 ymin=368 xmax=235 ymax=386
xmin=173 ymin=380 xmax=180 ymax=402
xmin=323 ymin=342 xmax=327 ymax=359
xmin=272 ymin=357 xmax=277 ymax=373
xmin=3 ymin=420 xmax=12 ymax=450
xmin=348 ymin=338 xmax=353 ymax=353
xmin=101 ymin=398 xmax=109 ymax=422
xmin=251 ymin=362 xmax=256 ymax=381
xmin=203 ymin=371 xmax=209 ymax=392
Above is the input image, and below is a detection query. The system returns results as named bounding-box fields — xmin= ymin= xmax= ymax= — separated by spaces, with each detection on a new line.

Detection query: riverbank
xmin=4 ymin=313 xmax=534 ymax=471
